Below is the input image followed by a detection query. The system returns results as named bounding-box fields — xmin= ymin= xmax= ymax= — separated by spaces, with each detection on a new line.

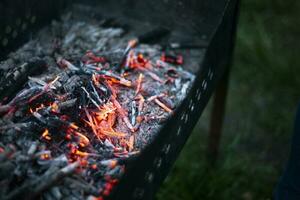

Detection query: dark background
xmin=157 ymin=0 xmax=300 ymax=199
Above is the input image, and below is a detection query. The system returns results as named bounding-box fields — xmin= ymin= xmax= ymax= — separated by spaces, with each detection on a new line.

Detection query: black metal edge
xmin=107 ymin=0 xmax=239 ymax=199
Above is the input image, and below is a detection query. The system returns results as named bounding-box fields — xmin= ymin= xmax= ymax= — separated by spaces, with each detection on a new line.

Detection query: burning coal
xmin=0 ymin=6 xmax=196 ymax=200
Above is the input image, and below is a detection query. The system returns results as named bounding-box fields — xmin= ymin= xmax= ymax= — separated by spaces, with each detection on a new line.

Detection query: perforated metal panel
xmin=0 ymin=0 xmax=67 ymax=59
xmin=108 ymin=1 xmax=239 ymax=199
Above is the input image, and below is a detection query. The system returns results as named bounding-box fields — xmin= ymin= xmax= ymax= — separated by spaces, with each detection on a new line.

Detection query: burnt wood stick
xmin=57 ymin=98 xmax=78 ymax=109
xmin=0 ymin=58 xmax=47 ymax=103
xmin=126 ymin=27 xmax=170 ymax=53
xmin=3 ymin=162 xmax=79 ymax=200
xmin=120 ymin=27 xmax=170 ymax=71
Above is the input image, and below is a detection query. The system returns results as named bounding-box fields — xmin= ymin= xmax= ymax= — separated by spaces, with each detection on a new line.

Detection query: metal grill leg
xmin=206 ymin=0 xmax=239 ymax=165
xmin=207 ymin=66 xmax=230 ymax=165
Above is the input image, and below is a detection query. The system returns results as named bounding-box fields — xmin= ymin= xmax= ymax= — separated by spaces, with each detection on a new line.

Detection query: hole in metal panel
xmin=2 ymin=38 xmax=8 ymax=47
xmin=21 ymin=23 xmax=27 ymax=31
xmin=26 ymin=13 xmax=31 ymax=19
xmin=184 ymin=113 xmax=188 ymax=124
xmin=209 ymin=72 xmax=214 ymax=80
xmin=5 ymin=26 xmax=12 ymax=34
xmin=30 ymin=16 xmax=36 ymax=24
xmin=133 ymin=188 xmax=144 ymax=199
xmin=188 ymin=99 xmax=193 ymax=110
xmin=203 ymin=81 xmax=207 ymax=90
xmin=191 ymin=104 xmax=195 ymax=112
xmin=16 ymin=18 xmax=21 ymax=26
xmin=208 ymin=68 xmax=214 ymax=80
xmin=202 ymin=79 xmax=207 ymax=89
xmin=12 ymin=30 xmax=18 ymax=38
xmin=154 ymin=157 xmax=162 ymax=169
xmin=145 ymin=171 xmax=154 ymax=183
xmin=180 ymin=112 xmax=185 ymax=121
xmin=162 ymin=143 xmax=171 ymax=154
xmin=176 ymin=126 xmax=181 ymax=136
xmin=197 ymin=91 xmax=201 ymax=101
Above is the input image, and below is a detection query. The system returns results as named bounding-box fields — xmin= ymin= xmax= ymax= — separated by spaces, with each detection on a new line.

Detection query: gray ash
xmin=0 ymin=6 xmax=197 ymax=200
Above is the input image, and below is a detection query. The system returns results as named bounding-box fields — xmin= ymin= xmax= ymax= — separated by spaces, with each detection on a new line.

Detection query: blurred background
xmin=157 ymin=0 xmax=300 ymax=199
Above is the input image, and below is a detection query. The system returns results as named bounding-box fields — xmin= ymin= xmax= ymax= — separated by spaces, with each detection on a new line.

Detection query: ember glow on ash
xmin=0 ymin=8 xmax=197 ymax=200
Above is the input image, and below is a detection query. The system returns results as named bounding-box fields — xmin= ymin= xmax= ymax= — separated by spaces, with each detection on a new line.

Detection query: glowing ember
xmin=0 ymin=10 xmax=196 ymax=200
xmin=41 ymin=129 xmax=51 ymax=141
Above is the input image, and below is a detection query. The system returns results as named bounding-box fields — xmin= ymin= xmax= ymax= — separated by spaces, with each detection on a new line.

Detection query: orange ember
xmin=84 ymin=102 xmax=128 ymax=141
xmin=41 ymin=129 xmax=51 ymax=141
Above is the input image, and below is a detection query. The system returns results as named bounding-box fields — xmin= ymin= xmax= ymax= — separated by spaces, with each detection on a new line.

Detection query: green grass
xmin=157 ymin=0 xmax=300 ymax=199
